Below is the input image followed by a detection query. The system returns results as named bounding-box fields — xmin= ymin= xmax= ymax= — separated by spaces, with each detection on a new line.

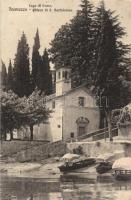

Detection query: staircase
xmin=92 ymin=127 xmax=118 ymax=141
xmin=66 ymin=127 xmax=118 ymax=142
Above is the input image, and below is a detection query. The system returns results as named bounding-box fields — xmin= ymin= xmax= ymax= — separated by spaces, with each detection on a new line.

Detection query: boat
xmin=112 ymin=157 xmax=131 ymax=180
xmin=96 ymin=161 xmax=112 ymax=174
xmin=58 ymin=153 xmax=96 ymax=173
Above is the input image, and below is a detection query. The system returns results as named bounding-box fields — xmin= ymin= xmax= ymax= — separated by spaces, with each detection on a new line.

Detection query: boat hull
xmin=113 ymin=170 xmax=131 ymax=181
xmin=96 ymin=162 xmax=112 ymax=174
xmin=58 ymin=159 xmax=96 ymax=173
xmin=113 ymin=174 xmax=131 ymax=180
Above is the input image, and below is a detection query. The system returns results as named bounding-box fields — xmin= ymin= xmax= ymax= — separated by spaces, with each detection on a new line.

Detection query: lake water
xmin=1 ymin=175 xmax=131 ymax=200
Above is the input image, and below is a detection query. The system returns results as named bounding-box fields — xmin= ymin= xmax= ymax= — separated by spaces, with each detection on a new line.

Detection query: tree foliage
xmin=1 ymin=89 xmax=50 ymax=140
xmin=49 ymin=0 xmax=94 ymax=86
xmin=92 ymin=2 xmax=131 ymax=133
xmin=1 ymin=60 xmax=7 ymax=90
xmin=13 ymin=32 xmax=31 ymax=97
xmin=93 ymin=2 xmax=130 ymax=105
xmin=1 ymin=91 xmax=22 ymax=140
xmin=41 ymin=49 xmax=52 ymax=95
xmin=50 ymin=0 xmax=130 ymax=103
xmin=112 ymin=103 xmax=131 ymax=127
xmin=49 ymin=0 xmax=131 ymax=139
xmin=32 ymin=29 xmax=41 ymax=90
xmin=1 ymin=29 xmax=53 ymax=97
xmin=32 ymin=30 xmax=53 ymax=95
xmin=7 ymin=60 xmax=13 ymax=91
xmin=19 ymin=88 xmax=51 ymax=140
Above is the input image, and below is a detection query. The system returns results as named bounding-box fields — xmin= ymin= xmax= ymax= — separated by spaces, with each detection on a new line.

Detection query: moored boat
xmin=58 ymin=153 xmax=96 ymax=173
xmin=113 ymin=170 xmax=131 ymax=180
xmin=96 ymin=161 xmax=112 ymax=174
xmin=112 ymin=157 xmax=131 ymax=180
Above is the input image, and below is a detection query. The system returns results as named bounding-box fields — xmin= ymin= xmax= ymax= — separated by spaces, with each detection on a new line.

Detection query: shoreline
xmin=0 ymin=159 xmax=62 ymax=179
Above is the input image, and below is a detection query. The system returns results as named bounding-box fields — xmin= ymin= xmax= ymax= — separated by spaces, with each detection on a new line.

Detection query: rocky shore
xmin=0 ymin=158 xmax=62 ymax=179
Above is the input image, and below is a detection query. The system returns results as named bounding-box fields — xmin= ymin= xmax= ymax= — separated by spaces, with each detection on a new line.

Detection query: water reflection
xmin=1 ymin=175 xmax=131 ymax=200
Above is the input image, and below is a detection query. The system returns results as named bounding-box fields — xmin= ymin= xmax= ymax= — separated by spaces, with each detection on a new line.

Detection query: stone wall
xmin=0 ymin=140 xmax=66 ymax=162
xmin=0 ymin=141 xmax=48 ymax=157
xmin=67 ymin=141 xmax=131 ymax=158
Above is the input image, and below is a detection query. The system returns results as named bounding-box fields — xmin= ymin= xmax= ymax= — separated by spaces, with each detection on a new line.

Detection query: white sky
xmin=1 ymin=0 xmax=131 ymax=68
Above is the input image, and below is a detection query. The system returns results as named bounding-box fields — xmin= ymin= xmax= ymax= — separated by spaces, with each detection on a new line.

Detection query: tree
xmin=7 ymin=59 xmax=13 ymax=91
xmin=49 ymin=0 xmax=131 ymax=140
xmin=92 ymin=1 xmax=131 ymax=140
xmin=1 ymin=89 xmax=50 ymax=141
xmin=49 ymin=23 xmax=72 ymax=69
xmin=49 ymin=0 xmax=94 ymax=87
xmin=70 ymin=0 xmax=94 ymax=85
xmin=1 ymin=91 xmax=22 ymax=140
xmin=32 ymin=29 xmax=41 ymax=90
xmin=13 ymin=32 xmax=31 ymax=97
xmin=42 ymin=49 xmax=52 ymax=95
xmin=1 ymin=60 xmax=7 ymax=90
xmin=35 ymin=48 xmax=53 ymax=95
xmin=19 ymin=88 xmax=51 ymax=140
xmin=112 ymin=103 xmax=131 ymax=127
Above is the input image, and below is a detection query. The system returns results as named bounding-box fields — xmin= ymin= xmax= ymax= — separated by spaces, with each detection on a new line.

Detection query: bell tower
xmin=56 ymin=67 xmax=71 ymax=96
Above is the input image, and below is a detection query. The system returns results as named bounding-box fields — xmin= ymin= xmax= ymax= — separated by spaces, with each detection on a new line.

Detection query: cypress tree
xmin=43 ymin=49 xmax=52 ymax=95
xmin=37 ymin=49 xmax=52 ymax=95
xmin=32 ymin=29 xmax=41 ymax=89
xmin=1 ymin=60 xmax=7 ymax=90
xmin=7 ymin=59 xmax=13 ymax=91
xmin=13 ymin=32 xmax=30 ymax=97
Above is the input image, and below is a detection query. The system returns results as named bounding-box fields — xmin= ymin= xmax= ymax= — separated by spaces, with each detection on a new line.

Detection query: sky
xmin=1 ymin=0 xmax=131 ymax=68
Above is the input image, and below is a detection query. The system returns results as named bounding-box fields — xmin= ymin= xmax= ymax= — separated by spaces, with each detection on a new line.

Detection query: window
xmin=62 ymin=71 xmax=65 ymax=78
xmin=52 ymin=101 xmax=55 ymax=109
xmin=58 ymin=71 xmax=61 ymax=79
xmin=70 ymin=132 xmax=74 ymax=138
xmin=65 ymin=71 xmax=68 ymax=79
xmin=78 ymin=97 xmax=85 ymax=107
xmin=62 ymin=71 xmax=68 ymax=79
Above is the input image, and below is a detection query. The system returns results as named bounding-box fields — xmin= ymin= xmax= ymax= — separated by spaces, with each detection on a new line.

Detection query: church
xmin=33 ymin=67 xmax=100 ymax=142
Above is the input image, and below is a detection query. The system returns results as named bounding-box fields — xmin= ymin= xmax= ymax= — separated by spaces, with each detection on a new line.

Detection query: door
xmin=78 ymin=126 xmax=86 ymax=136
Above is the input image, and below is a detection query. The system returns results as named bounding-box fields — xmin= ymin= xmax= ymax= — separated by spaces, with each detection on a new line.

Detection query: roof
xmin=112 ymin=157 xmax=131 ymax=170
xmin=44 ymin=83 xmax=94 ymax=102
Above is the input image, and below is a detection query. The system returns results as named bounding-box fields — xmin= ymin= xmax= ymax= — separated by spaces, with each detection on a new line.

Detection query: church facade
xmin=33 ymin=67 xmax=100 ymax=142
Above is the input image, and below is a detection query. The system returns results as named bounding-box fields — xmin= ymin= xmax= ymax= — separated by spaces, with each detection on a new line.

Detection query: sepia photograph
xmin=0 ymin=0 xmax=131 ymax=199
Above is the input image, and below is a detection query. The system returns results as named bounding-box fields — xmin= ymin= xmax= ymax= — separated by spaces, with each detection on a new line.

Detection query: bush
xmin=73 ymin=145 xmax=83 ymax=155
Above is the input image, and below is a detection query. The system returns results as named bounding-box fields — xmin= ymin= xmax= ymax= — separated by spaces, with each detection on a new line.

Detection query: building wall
xmin=33 ymin=97 xmax=64 ymax=142
xmin=56 ymin=80 xmax=71 ymax=97
xmin=55 ymin=68 xmax=71 ymax=96
xmin=63 ymin=107 xmax=100 ymax=140
xmin=62 ymin=88 xmax=100 ymax=140
xmin=33 ymin=88 xmax=100 ymax=142
xmin=33 ymin=123 xmax=52 ymax=141
xmin=64 ymin=88 xmax=96 ymax=108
